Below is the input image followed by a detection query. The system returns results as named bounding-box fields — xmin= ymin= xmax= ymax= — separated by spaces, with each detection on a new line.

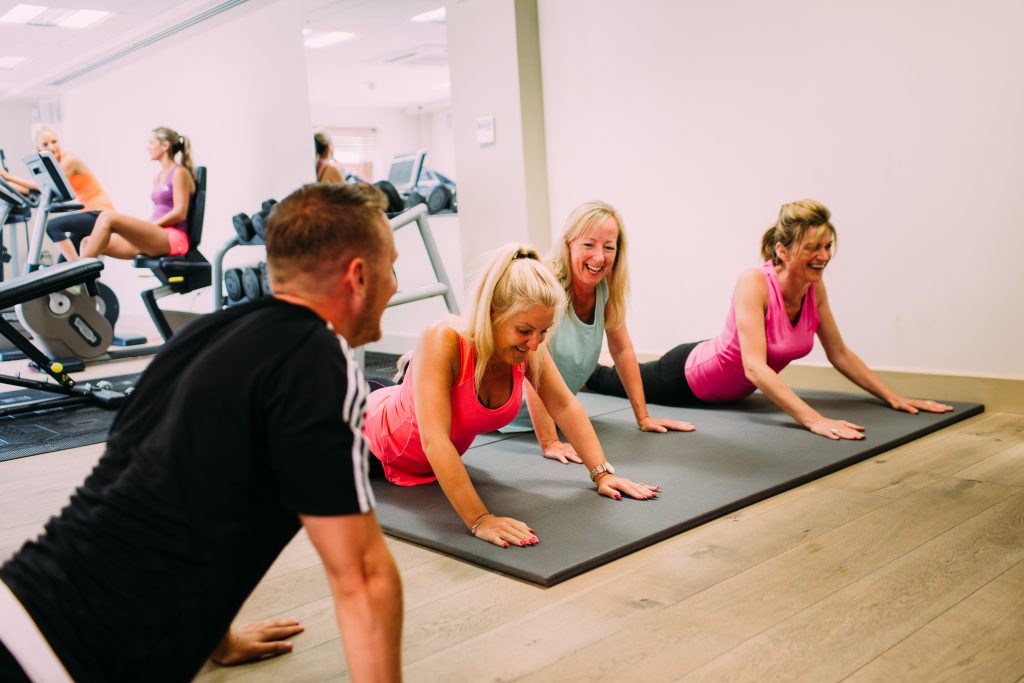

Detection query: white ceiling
xmin=0 ymin=0 xmax=451 ymax=110
xmin=303 ymin=0 xmax=451 ymax=111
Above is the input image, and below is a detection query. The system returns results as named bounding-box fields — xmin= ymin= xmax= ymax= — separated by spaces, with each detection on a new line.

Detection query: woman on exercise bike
xmin=499 ymin=200 xmax=694 ymax=465
xmin=80 ymin=126 xmax=195 ymax=260
xmin=587 ymin=198 xmax=953 ymax=440
xmin=361 ymin=244 xmax=658 ymax=548
xmin=0 ymin=124 xmax=116 ymax=261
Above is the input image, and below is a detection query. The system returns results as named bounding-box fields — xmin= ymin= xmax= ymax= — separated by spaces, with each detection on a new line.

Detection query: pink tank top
xmin=363 ymin=334 xmax=526 ymax=486
xmin=684 ymin=261 xmax=820 ymax=402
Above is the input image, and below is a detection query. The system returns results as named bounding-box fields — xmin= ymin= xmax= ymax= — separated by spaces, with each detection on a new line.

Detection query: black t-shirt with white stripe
xmin=0 ymin=297 xmax=373 ymax=682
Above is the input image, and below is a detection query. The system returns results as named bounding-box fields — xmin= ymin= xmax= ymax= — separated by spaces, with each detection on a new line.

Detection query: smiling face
xmin=568 ymin=215 xmax=619 ymax=290
xmin=778 ymin=226 xmax=834 ymax=282
xmin=491 ymin=303 xmax=556 ymax=367
xmin=36 ymin=130 xmax=61 ymax=158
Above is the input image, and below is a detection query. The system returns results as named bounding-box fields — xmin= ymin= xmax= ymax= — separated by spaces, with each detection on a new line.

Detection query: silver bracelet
xmin=469 ymin=512 xmax=493 ymax=536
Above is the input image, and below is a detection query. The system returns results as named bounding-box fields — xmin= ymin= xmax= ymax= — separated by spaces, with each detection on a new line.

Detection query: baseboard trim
xmin=779 ymin=364 xmax=1021 ymax=414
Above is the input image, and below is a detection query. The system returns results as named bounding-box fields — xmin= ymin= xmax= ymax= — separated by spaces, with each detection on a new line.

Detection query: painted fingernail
xmin=502 ymin=542 xmax=509 ymax=548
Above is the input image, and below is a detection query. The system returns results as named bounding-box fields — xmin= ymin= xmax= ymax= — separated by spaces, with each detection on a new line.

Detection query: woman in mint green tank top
xmin=509 ymin=201 xmax=695 ymax=464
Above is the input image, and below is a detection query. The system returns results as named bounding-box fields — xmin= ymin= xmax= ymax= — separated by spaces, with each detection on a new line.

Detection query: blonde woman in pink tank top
xmin=362 ymin=244 xmax=658 ymax=548
xmin=589 ymin=199 xmax=953 ymax=440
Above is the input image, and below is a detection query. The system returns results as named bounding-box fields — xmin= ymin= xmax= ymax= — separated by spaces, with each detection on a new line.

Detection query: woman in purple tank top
xmin=80 ymin=126 xmax=195 ymax=260
xmin=588 ymin=199 xmax=953 ymax=440
xmin=362 ymin=244 xmax=658 ymax=548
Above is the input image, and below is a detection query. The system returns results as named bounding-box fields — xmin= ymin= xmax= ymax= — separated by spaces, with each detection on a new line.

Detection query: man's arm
xmin=301 ymin=511 xmax=403 ymax=682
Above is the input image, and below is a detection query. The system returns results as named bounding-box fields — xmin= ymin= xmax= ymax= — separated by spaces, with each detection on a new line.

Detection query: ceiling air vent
xmin=375 ymin=44 xmax=447 ymax=67
xmin=49 ymin=0 xmax=249 ymax=86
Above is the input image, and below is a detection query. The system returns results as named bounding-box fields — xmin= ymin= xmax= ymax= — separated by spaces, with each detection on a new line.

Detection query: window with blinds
xmin=320 ymin=126 xmax=376 ymax=182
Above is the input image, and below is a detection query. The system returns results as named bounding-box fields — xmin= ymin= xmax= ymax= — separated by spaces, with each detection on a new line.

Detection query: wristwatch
xmin=589 ymin=461 xmax=615 ymax=481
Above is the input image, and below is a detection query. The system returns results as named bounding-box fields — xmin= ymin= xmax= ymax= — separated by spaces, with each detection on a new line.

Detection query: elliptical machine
xmin=12 ymin=152 xmax=120 ymax=365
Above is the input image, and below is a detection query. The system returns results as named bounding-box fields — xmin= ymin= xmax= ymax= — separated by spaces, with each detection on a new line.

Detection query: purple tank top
xmin=151 ymin=165 xmax=186 ymax=230
xmin=684 ymin=261 xmax=821 ymax=402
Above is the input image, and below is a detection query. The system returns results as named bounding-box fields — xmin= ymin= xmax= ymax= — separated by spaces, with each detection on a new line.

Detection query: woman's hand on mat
xmin=809 ymin=417 xmax=865 ymax=441
xmin=597 ymin=475 xmax=659 ymax=501
xmin=541 ymin=438 xmax=584 ymax=464
xmin=210 ymin=618 xmax=305 ymax=666
xmin=889 ymin=396 xmax=954 ymax=415
xmin=473 ymin=515 xmax=539 ymax=548
xmin=638 ymin=415 xmax=696 ymax=433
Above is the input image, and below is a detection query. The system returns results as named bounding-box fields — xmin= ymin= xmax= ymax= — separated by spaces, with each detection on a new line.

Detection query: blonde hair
xmin=760 ymin=199 xmax=837 ymax=264
xmin=152 ymin=126 xmax=195 ymax=178
xmin=548 ymin=200 xmax=629 ymax=330
xmin=30 ymin=123 xmax=59 ymax=150
xmin=463 ymin=244 xmax=566 ymax=390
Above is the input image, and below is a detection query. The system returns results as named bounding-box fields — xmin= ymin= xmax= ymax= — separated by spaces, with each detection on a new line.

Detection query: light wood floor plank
xmin=676 ymin=489 xmax=1024 ymax=682
xmin=953 ymin=440 xmax=1024 ymax=488
xmin=844 ymin=558 xmax=1024 ymax=683
xmin=824 ymin=412 xmax=1023 ymax=498
xmin=512 ymin=476 xmax=1019 ymax=683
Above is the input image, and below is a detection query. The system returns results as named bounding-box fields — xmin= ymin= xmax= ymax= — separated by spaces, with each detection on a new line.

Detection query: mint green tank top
xmin=500 ymin=278 xmax=608 ymax=433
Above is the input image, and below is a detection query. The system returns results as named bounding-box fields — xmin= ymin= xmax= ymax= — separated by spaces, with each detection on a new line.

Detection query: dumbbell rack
xmin=213 ymin=203 xmax=460 ymax=316
xmin=212 ymin=233 xmax=266 ymax=310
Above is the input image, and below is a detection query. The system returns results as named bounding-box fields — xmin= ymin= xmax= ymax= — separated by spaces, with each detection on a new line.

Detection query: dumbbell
xmin=224 ymin=268 xmax=244 ymax=304
xmin=259 ymin=262 xmax=272 ymax=296
xmin=251 ymin=198 xmax=278 ymax=239
xmin=232 ymin=213 xmax=255 ymax=242
xmin=242 ymin=266 xmax=262 ymax=301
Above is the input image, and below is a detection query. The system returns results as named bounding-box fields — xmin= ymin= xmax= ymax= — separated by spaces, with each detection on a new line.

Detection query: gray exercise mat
xmin=372 ymin=390 xmax=983 ymax=586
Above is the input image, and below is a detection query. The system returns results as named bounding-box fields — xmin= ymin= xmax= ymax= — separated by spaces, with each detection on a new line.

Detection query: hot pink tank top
xmin=684 ymin=261 xmax=820 ymax=402
xmin=363 ymin=334 xmax=526 ymax=486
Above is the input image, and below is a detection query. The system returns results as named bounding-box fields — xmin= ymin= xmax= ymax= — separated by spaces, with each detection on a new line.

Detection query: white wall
xmin=447 ymin=0 xmax=550 ymax=269
xmin=538 ymin=0 xmax=1024 ymax=380
xmin=0 ymin=101 xmax=35 ymax=280
xmin=0 ymin=102 xmax=35 ymax=172
xmin=56 ymin=0 xmax=312 ymax=317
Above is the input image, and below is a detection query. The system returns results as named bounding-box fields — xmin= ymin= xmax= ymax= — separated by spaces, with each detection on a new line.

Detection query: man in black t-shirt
xmin=0 ymin=183 xmax=403 ymax=682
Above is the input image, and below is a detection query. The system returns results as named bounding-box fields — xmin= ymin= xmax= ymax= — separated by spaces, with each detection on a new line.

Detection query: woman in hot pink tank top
xmin=588 ymin=199 xmax=953 ymax=439
xmin=80 ymin=126 xmax=195 ymax=261
xmin=362 ymin=244 xmax=659 ymax=548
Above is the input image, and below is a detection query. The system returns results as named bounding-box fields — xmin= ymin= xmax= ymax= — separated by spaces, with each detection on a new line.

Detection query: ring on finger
xmin=830 ymin=427 xmax=839 ymax=434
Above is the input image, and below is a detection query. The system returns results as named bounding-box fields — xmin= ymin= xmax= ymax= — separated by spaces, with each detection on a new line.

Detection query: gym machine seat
xmin=133 ymin=166 xmax=211 ymax=341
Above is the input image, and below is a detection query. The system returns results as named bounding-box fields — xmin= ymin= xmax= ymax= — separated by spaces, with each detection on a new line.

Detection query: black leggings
xmin=46 ymin=211 xmax=102 ymax=252
xmin=586 ymin=341 xmax=704 ymax=407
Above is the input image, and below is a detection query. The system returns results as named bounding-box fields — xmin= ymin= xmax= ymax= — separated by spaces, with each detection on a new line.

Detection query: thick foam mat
xmin=372 ymin=390 xmax=984 ymax=586
xmin=0 ymin=374 xmax=139 ymax=462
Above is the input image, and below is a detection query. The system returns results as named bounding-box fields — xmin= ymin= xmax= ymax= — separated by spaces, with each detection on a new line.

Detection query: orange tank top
xmin=68 ymin=170 xmax=115 ymax=212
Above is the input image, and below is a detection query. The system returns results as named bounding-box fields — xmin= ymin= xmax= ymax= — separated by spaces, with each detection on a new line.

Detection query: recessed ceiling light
xmin=304 ymin=31 xmax=355 ymax=49
xmin=0 ymin=56 xmax=28 ymax=69
xmin=410 ymin=7 xmax=445 ymax=23
xmin=0 ymin=4 xmax=48 ymax=24
xmin=56 ymin=9 xmax=110 ymax=29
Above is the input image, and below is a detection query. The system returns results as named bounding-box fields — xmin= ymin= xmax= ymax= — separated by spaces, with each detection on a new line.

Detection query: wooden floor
xmin=1 ymin=370 xmax=1022 ymax=682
